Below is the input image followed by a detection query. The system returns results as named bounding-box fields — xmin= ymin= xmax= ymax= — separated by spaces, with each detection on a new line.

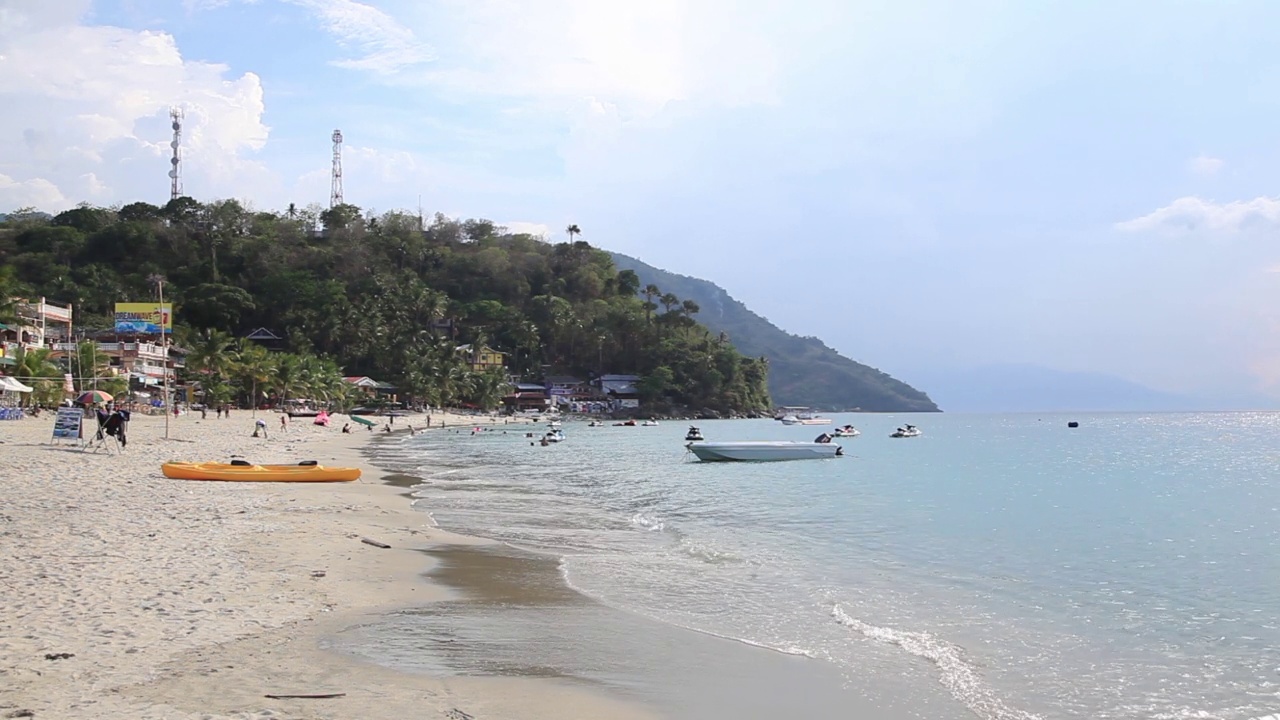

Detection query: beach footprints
xmin=445 ymin=709 xmax=475 ymax=720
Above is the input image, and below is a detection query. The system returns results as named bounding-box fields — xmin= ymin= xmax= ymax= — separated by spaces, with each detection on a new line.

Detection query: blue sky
xmin=4 ymin=0 xmax=1280 ymax=406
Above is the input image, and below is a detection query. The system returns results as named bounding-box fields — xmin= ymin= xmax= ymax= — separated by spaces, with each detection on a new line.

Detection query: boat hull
xmin=162 ymin=462 xmax=362 ymax=482
xmin=687 ymin=441 xmax=842 ymax=462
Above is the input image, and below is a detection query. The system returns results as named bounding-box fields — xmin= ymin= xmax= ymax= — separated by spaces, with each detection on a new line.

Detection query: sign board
xmin=114 ymin=303 xmax=172 ymax=334
xmin=52 ymin=406 xmax=83 ymax=441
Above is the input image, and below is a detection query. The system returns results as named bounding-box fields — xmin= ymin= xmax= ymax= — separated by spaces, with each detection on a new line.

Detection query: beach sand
xmin=0 ymin=409 xmax=656 ymax=720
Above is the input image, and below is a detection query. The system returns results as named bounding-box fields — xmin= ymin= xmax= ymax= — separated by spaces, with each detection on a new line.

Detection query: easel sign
xmin=52 ymin=407 xmax=83 ymax=444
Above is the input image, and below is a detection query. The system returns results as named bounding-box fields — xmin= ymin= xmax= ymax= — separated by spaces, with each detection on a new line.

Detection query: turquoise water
xmin=375 ymin=413 xmax=1280 ymax=720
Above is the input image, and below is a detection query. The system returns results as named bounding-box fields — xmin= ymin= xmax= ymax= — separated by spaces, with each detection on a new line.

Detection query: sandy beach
xmin=0 ymin=409 xmax=657 ymax=720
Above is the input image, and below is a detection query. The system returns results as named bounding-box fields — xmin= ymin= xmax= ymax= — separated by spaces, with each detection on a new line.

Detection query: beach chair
xmin=84 ymin=409 xmax=126 ymax=454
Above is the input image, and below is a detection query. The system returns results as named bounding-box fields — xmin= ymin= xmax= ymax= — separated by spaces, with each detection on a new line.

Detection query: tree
xmin=13 ymin=346 xmax=62 ymax=407
xmin=233 ymin=340 xmax=275 ymax=414
xmin=642 ymin=284 xmax=660 ymax=324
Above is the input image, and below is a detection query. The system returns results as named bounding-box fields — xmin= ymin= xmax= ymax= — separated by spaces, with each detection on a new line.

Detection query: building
xmin=502 ymin=382 xmax=550 ymax=412
xmin=455 ymin=344 xmax=507 ymax=373
xmin=544 ymin=375 xmax=591 ymax=408
xmin=342 ymin=376 xmax=396 ymax=398
xmin=596 ymin=374 xmax=641 ymax=410
xmin=2 ymin=297 xmax=74 ymax=370
xmin=50 ymin=338 xmax=184 ymax=387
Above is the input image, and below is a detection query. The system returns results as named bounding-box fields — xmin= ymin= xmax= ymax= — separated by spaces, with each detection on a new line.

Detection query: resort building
xmin=1 ymin=297 xmax=74 ymax=369
xmin=596 ymin=374 xmax=642 ymax=410
xmin=455 ymin=344 xmax=507 ymax=373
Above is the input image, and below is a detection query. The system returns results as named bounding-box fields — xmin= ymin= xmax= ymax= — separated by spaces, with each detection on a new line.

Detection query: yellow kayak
xmin=162 ymin=461 xmax=361 ymax=482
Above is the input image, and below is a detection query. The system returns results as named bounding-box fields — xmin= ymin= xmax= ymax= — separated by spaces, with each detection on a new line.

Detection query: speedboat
xmin=685 ymin=426 xmax=704 ymax=441
xmin=778 ymin=408 xmax=831 ymax=425
xmin=832 ymin=425 xmax=860 ymax=437
xmin=544 ymin=429 xmax=566 ymax=443
xmin=890 ymin=425 xmax=922 ymax=438
xmin=642 ymin=419 xmax=659 ymax=427
xmin=588 ymin=420 xmax=602 ymax=427
xmin=686 ymin=441 xmax=842 ymax=462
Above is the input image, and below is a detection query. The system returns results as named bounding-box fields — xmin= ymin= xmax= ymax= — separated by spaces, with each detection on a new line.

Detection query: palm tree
xmin=233 ymin=340 xmax=275 ymax=415
xmin=642 ymin=284 xmax=660 ymax=324
xmin=14 ymin=346 xmax=62 ymax=407
xmin=565 ymin=224 xmax=581 ymax=243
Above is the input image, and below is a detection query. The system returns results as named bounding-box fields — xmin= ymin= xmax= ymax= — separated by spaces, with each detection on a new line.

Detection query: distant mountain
xmin=609 ymin=252 xmax=939 ymax=412
xmin=908 ymin=364 xmax=1213 ymax=413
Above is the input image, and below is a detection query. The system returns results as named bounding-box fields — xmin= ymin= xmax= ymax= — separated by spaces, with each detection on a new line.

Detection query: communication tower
xmin=169 ymin=108 xmax=184 ymax=201
xmin=330 ymin=129 xmax=344 ymax=207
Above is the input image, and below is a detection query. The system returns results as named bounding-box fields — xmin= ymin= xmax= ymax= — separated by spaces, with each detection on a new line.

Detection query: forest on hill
xmin=610 ymin=253 xmax=939 ymax=412
xmin=0 ymin=201 xmax=770 ymax=413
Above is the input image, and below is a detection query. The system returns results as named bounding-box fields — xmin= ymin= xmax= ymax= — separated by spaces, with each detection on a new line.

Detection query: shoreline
xmin=0 ymin=410 xmax=657 ymax=720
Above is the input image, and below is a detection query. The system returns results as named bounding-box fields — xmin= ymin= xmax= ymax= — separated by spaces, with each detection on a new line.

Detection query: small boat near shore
xmin=686 ymin=441 xmax=842 ymax=462
xmin=162 ymin=461 xmax=361 ymax=482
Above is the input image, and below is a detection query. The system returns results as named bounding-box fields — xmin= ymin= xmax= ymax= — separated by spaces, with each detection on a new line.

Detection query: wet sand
xmin=329 ymin=504 xmax=970 ymax=719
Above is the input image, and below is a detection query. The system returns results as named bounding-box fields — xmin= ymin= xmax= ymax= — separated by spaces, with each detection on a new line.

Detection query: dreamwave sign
xmin=114 ymin=303 xmax=172 ymax=334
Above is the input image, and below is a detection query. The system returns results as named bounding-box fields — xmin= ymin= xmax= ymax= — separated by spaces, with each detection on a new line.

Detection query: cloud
xmin=1188 ymin=154 xmax=1224 ymax=176
xmin=1115 ymin=196 xmax=1280 ymax=234
xmin=0 ymin=3 xmax=272 ymax=211
xmin=286 ymin=0 xmax=433 ymax=74
xmin=502 ymin=221 xmax=551 ymax=238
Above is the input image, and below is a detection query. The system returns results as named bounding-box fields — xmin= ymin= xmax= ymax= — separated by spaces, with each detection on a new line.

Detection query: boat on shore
xmin=686 ymin=441 xmax=843 ymax=462
xmin=162 ymin=461 xmax=361 ymax=482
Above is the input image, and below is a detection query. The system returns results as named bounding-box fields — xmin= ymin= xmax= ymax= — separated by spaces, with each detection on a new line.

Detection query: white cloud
xmin=502 ymin=221 xmax=551 ymax=238
xmin=287 ymin=0 xmax=433 ymax=74
xmin=1188 ymin=154 xmax=1224 ymax=176
xmin=0 ymin=3 xmax=272 ymax=211
xmin=1116 ymin=196 xmax=1280 ymax=234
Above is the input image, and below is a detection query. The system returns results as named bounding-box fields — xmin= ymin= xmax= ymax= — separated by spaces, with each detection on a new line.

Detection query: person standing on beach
xmin=280 ymin=414 xmax=288 ymax=433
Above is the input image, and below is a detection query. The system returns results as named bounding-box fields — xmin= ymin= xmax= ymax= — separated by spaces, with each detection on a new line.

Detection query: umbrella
xmin=75 ymin=390 xmax=114 ymax=405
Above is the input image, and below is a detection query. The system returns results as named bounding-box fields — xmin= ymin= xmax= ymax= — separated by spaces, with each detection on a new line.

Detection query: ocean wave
xmin=832 ymin=604 xmax=1042 ymax=720
xmin=630 ymin=512 xmax=666 ymax=532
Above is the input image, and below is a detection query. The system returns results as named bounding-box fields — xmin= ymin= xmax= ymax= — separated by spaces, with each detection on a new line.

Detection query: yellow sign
xmin=114 ymin=303 xmax=173 ymax=334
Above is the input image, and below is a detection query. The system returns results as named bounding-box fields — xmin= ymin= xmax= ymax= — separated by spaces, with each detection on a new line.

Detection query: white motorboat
xmin=833 ymin=425 xmax=860 ymax=437
xmin=642 ymin=419 xmax=659 ymax=427
xmin=587 ymin=420 xmax=603 ymax=427
xmin=543 ymin=429 xmax=566 ymax=443
xmin=778 ymin=407 xmax=832 ymax=425
xmin=890 ymin=425 xmax=922 ymax=438
xmin=686 ymin=441 xmax=843 ymax=462
xmin=685 ymin=426 xmax=704 ymax=441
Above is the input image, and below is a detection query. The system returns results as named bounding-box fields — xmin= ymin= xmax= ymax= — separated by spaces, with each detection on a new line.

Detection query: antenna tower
xmin=169 ymin=108 xmax=184 ymax=201
xmin=330 ymin=129 xmax=344 ymax=207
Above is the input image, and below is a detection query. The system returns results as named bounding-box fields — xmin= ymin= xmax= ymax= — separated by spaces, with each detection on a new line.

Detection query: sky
xmin=4 ymin=0 xmax=1280 ymax=407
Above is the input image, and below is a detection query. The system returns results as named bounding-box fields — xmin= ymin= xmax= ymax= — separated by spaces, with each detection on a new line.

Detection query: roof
xmin=601 ymin=379 xmax=638 ymax=395
xmin=245 ymin=327 xmax=282 ymax=340
xmin=598 ymin=374 xmax=640 ymax=382
xmin=343 ymin=376 xmax=378 ymax=387
xmin=514 ymin=382 xmax=546 ymax=392
xmin=544 ymin=375 xmax=583 ymax=385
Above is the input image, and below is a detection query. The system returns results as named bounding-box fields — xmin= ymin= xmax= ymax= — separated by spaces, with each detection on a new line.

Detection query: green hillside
xmin=609 ymin=253 xmax=939 ymax=412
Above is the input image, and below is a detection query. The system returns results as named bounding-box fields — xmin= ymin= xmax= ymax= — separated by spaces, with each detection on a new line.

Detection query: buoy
xmin=1067 ymin=421 xmax=1079 ymax=428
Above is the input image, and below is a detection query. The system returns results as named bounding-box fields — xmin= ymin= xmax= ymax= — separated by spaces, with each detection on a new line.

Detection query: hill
xmin=609 ymin=253 xmax=938 ymax=412
xmin=910 ymin=364 xmax=1267 ymax=413
xmin=0 ymin=201 xmax=771 ymax=414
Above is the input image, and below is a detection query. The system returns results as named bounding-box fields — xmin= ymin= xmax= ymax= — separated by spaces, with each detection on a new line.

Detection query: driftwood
xmin=360 ymin=537 xmax=391 ymax=549
xmin=264 ymin=693 xmax=346 ymax=699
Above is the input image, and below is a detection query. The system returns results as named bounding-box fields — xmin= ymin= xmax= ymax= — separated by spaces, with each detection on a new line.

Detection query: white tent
xmin=0 ymin=376 xmax=34 ymax=392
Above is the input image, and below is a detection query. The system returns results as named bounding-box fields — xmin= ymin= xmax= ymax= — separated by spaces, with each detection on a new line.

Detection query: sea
xmin=352 ymin=412 xmax=1280 ymax=720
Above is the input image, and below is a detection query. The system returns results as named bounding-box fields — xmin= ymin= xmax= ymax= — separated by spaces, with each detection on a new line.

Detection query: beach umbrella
xmin=75 ymin=390 xmax=114 ymax=405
